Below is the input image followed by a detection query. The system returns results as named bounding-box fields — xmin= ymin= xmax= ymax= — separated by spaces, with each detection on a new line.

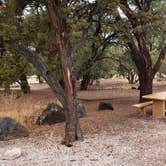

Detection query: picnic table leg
xmin=141 ymin=107 xmax=146 ymax=116
xmin=152 ymin=100 xmax=165 ymax=118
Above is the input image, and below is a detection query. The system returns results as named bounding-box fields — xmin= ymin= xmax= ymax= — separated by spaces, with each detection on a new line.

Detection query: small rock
xmin=97 ymin=101 xmax=114 ymax=111
xmin=0 ymin=118 xmax=16 ymax=140
xmin=90 ymin=158 xmax=98 ymax=161
xmin=0 ymin=148 xmax=22 ymax=160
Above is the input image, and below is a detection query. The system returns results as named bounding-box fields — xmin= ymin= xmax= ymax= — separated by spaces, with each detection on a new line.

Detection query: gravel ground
xmin=0 ymin=118 xmax=166 ymax=166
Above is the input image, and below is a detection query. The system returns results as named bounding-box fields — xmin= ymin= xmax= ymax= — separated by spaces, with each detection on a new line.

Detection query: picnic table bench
xmin=132 ymin=101 xmax=153 ymax=115
xmin=133 ymin=92 xmax=166 ymax=118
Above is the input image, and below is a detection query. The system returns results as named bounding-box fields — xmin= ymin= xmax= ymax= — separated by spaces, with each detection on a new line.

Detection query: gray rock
xmin=98 ymin=101 xmax=114 ymax=111
xmin=37 ymin=103 xmax=86 ymax=125
xmin=0 ymin=148 xmax=22 ymax=160
xmin=0 ymin=118 xmax=17 ymax=140
xmin=0 ymin=117 xmax=28 ymax=141
xmin=36 ymin=103 xmax=65 ymax=125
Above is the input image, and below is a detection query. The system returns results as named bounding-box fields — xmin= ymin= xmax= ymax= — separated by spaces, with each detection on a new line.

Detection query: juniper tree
xmin=119 ymin=0 xmax=166 ymax=102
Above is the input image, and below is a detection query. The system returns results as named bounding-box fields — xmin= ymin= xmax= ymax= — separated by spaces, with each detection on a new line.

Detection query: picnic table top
xmin=143 ymin=92 xmax=166 ymax=101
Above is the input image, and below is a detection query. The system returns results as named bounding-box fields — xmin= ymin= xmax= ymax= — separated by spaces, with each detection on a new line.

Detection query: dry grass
xmin=0 ymin=88 xmax=60 ymax=128
xmin=0 ymin=77 xmax=166 ymax=131
xmin=0 ymin=110 xmax=33 ymax=127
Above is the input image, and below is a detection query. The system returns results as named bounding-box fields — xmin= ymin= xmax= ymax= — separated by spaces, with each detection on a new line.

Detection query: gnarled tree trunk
xmin=45 ymin=0 xmax=83 ymax=145
xmin=9 ymin=0 xmax=82 ymax=146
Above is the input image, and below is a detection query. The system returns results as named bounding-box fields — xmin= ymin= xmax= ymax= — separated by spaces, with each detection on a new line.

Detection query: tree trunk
xmin=4 ymin=83 xmax=10 ymax=94
xmin=45 ymin=0 xmax=83 ymax=146
xmin=61 ymin=51 xmax=83 ymax=146
xmin=10 ymin=41 xmax=82 ymax=146
xmin=37 ymin=75 xmax=43 ymax=84
xmin=19 ymin=74 xmax=30 ymax=94
xmin=128 ymin=41 xmax=153 ymax=103
xmin=63 ymin=78 xmax=83 ymax=146
xmin=138 ymin=68 xmax=153 ymax=102
xmin=80 ymin=73 xmax=91 ymax=90
xmin=0 ymin=36 xmax=5 ymax=56
xmin=128 ymin=75 xmax=135 ymax=84
xmin=127 ymin=73 xmax=138 ymax=84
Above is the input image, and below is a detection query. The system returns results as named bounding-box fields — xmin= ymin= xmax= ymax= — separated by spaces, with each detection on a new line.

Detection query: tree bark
xmin=45 ymin=0 xmax=83 ymax=145
xmin=138 ymin=69 xmax=153 ymax=102
xmin=129 ymin=45 xmax=153 ymax=102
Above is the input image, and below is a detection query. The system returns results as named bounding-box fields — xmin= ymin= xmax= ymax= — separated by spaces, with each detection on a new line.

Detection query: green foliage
xmin=107 ymin=45 xmax=138 ymax=84
xmin=0 ymin=0 xmax=166 ymax=88
xmin=0 ymin=50 xmax=28 ymax=85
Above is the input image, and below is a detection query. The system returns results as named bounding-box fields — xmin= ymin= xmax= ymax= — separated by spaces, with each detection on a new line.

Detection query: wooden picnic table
xmin=143 ymin=92 xmax=166 ymax=118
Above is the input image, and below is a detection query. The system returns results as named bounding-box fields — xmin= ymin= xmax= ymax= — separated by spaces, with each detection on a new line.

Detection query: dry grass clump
xmin=0 ymin=90 xmax=60 ymax=128
xmin=0 ymin=110 xmax=38 ymax=129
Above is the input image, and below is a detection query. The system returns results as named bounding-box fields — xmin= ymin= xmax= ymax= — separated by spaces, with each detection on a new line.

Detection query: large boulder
xmin=36 ymin=103 xmax=65 ymax=125
xmin=97 ymin=101 xmax=114 ymax=111
xmin=37 ymin=103 xmax=86 ymax=125
xmin=0 ymin=117 xmax=28 ymax=141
